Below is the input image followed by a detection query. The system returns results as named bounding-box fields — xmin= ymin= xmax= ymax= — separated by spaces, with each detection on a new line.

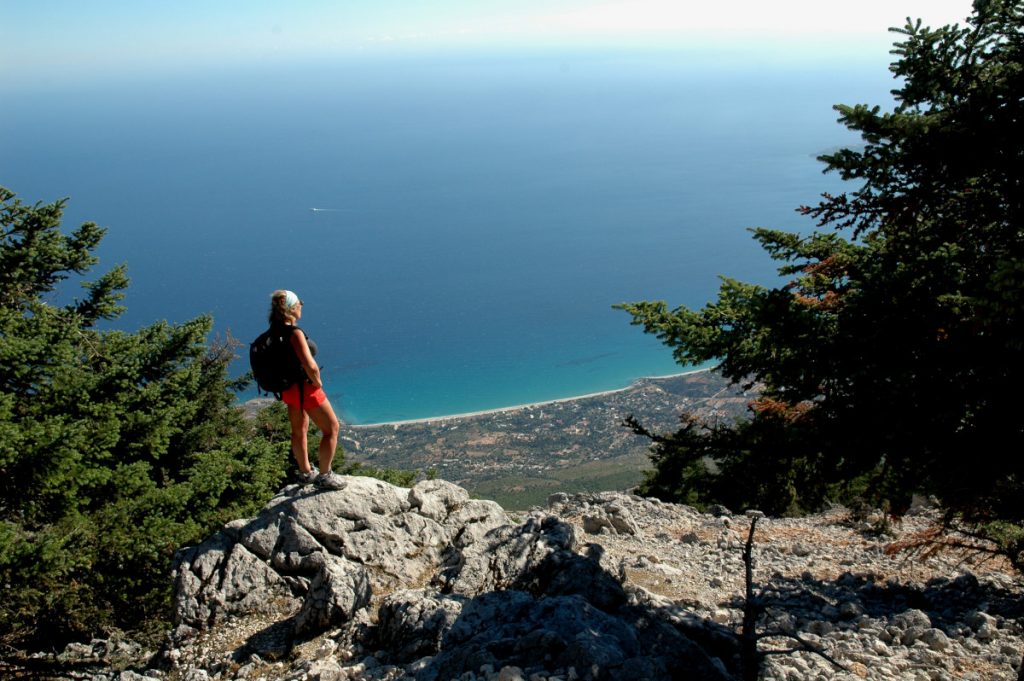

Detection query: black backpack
xmin=249 ymin=325 xmax=304 ymax=396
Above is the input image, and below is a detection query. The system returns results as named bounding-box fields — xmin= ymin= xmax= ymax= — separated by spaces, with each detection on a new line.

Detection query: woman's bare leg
xmin=287 ymin=402 xmax=313 ymax=473
xmin=306 ymin=399 xmax=341 ymax=474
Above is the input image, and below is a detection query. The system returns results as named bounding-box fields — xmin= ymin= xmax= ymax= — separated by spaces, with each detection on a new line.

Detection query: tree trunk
xmin=741 ymin=513 xmax=763 ymax=681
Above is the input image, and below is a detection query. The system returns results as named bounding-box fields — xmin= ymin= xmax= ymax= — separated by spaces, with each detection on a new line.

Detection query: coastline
xmin=347 ymin=366 xmax=714 ymax=429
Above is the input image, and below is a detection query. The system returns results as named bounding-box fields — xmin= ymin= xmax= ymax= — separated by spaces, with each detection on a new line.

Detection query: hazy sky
xmin=1 ymin=0 xmax=977 ymax=84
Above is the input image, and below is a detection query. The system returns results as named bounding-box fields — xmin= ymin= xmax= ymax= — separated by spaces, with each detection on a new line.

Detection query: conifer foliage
xmin=0 ymin=187 xmax=287 ymax=646
xmin=619 ymin=1 xmax=1023 ymax=568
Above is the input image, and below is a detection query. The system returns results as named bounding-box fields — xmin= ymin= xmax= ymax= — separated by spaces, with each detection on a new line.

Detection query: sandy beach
xmin=347 ymin=367 xmax=713 ymax=429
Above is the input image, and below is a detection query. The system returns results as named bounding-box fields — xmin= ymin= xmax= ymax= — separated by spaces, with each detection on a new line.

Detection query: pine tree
xmin=0 ymin=187 xmax=286 ymax=646
xmin=619 ymin=1 xmax=1024 ymax=569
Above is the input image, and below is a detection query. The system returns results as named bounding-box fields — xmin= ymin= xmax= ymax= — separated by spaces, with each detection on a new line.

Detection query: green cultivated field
xmin=461 ymin=453 xmax=650 ymax=510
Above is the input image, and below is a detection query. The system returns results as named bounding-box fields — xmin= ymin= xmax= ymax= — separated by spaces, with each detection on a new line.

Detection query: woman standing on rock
xmin=268 ymin=289 xmax=346 ymax=490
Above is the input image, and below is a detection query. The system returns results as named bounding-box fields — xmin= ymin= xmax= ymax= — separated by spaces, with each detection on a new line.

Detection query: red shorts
xmin=281 ymin=382 xmax=328 ymax=410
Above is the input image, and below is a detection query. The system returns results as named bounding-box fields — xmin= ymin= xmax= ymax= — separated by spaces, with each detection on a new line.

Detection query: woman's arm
xmin=289 ymin=330 xmax=322 ymax=388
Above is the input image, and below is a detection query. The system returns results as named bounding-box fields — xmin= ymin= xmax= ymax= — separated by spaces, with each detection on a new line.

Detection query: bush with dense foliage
xmin=619 ymin=1 xmax=1023 ymax=569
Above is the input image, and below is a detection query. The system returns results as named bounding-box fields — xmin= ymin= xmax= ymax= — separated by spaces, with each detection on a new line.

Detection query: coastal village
xmin=341 ymin=371 xmax=756 ymax=508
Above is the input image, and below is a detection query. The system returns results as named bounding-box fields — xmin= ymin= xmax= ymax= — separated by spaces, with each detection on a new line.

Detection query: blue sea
xmin=1 ymin=49 xmax=891 ymax=424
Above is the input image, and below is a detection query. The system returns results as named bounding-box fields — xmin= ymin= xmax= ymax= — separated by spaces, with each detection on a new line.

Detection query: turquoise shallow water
xmin=0 ymin=51 xmax=889 ymax=424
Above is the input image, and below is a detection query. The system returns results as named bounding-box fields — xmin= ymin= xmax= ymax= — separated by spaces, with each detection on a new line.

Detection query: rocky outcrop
xmin=48 ymin=482 xmax=1024 ymax=681
xmin=167 ymin=478 xmax=730 ymax=680
xmin=171 ymin=477 xmax=506 ymax=636
xmin=375 ymin=514 xmax=724 ymax=681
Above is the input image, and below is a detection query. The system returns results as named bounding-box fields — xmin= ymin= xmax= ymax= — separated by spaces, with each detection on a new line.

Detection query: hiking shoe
xmin=296 ymin=469 xmax=318 ymax=485
xmin=315 ymin=471 xmax=346 ymax=490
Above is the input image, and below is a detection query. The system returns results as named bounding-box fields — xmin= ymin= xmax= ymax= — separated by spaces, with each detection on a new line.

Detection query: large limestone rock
xmin=172 ymin=477 xmax=506 ymax=635
xmin=377 ymin=514 xmax=727 ymax=680
xmin=170 ymin=478 xmax=730 ymax=680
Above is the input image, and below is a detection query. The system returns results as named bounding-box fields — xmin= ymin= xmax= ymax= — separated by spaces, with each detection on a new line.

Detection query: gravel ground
xmin=543 ymin=493 xmax=1023 ymax=681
